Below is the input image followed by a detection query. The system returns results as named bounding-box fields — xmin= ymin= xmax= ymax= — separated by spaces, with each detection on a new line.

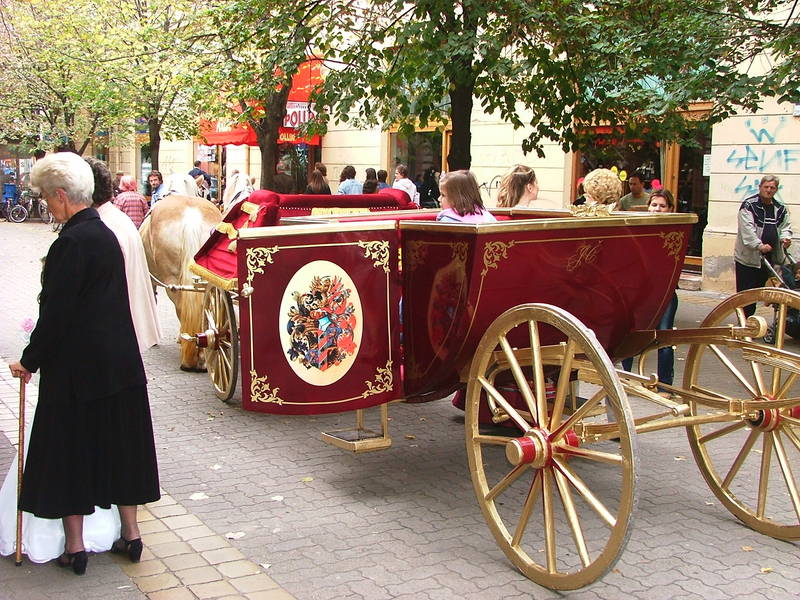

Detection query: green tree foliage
xmin=98 ymin=0 xmax=210 ymax=170
xmin=314 ymin=0 xmax=799 ymax=170
xmin=0 ymin=0 xmax=209 ymax=167
xmin=0 ymin=0 xmax=130 ymax=154
xmin=200 ymin=0 xmax=333 ymax=189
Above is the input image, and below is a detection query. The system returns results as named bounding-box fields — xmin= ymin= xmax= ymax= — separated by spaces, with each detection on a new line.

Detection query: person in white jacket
xmin=392 ymin=164 xmax=420 ymax=205
xmin=86 ymin=157 xmax=161 ymax=351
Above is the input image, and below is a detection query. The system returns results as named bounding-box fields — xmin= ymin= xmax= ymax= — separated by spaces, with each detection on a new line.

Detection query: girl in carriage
xmin=436 ymin=170 xmax=496 ymax=224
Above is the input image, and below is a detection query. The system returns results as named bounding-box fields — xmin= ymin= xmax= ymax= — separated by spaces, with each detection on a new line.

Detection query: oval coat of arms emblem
xmin=279 ymin=260 xmax=363 ymax=386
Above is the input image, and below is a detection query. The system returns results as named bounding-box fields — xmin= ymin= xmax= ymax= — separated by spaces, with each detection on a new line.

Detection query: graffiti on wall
xmin=726 ymin=146 xmax=799 ymax=172
xmin=725 ymin=115 xmax=798 ymax=200
xmin=744 ymin=116 xmax=786 ymax=144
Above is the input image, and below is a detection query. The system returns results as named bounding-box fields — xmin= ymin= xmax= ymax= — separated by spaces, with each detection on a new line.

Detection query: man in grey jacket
xmin=733 ymin=175 xmax=792 ymax=316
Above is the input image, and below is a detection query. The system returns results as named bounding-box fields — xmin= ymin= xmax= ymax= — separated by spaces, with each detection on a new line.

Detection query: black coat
xmin=21 ymin=207 xmax=146 ymax=402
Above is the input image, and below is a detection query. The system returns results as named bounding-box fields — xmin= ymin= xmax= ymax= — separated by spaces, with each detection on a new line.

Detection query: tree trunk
xmin=447 ymin=79 xmax=474 ymax=171
xmin=253 ymin=84 xmax=292 ymax=190
xmin=149 ymin=117 xmax=162 ymax=171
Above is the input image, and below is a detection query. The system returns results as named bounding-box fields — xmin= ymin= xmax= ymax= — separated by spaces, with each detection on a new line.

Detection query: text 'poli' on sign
xmin=284 ymin=102 xmax=316 ymax=128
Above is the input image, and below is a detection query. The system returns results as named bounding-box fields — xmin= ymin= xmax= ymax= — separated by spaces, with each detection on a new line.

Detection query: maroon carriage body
xmin=400 ymin=213 xmax=690 ymax=398
xmin=193 ymin=198 xmax=694 ymax=415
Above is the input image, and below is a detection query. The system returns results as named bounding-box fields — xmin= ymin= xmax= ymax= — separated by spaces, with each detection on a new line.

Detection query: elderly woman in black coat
xmin=8 ymin=152 xmax=159 ymax=575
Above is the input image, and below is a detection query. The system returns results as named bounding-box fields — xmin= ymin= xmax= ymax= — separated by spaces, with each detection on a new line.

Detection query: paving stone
xmin=175 ymin=565 xmax=223 ymax=585
xmin=150 ymin=541 xmax=195 ymax=559
xmin=163 ymin=552 xmax=210 ymax=571
xmin=148 ymin=588 xmax=198 ymax=600
xmin=135 ymin=572 xmax=182 ymax=593
xmin=202 ymin=546 xmax=247 ymax=565
xmin=190 ymin=580 xmax=239 ymax=599
xmin=143 ymin=530 xmax=182 ymax=546
xmin=175 ymin=524 xmax=216 ymax=541
xmin=245 ymin=590 xmax=297 ymax=600
xmin=186 ymin=537 xmax=234 ymax=554
xmin=217 ymin=560 xmax=263 ymax=578
xmin=151 ymin=504 xmax=189 ymax=518
xmin=140 ymin=519 xmax=169 ymax=535
xmin=229 ymin=573 xmax=280 ymax=593
xmin=162 ymin=514 xmax=204 ymax=530
xmin=121 ymin=558 xmax=168 ymax=578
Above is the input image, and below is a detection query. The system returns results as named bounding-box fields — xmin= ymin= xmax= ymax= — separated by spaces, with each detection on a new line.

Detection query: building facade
xmin=142 ymin=96 xmax=800 ymax=293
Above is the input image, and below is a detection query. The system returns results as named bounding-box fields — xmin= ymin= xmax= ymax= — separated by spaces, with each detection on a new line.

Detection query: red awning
xmin=199 ymin=59 xmax=322 ymax=147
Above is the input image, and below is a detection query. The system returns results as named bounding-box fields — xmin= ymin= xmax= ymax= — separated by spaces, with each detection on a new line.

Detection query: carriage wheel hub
xmin=749 ymin=395 xmax=781 ymax=432
xmin=195 ymin=329 xmax=216 ymax=349
xmin=505 ymin=429 xmax=551 ymax=468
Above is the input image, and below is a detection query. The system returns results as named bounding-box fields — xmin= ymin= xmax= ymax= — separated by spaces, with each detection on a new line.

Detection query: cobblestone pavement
xmin=0 ymin=220 xmax=799 ymax=599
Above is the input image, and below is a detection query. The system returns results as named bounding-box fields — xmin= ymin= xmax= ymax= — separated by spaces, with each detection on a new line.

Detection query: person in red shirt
xmin=113 ymin=176 xmax=149 ymax=228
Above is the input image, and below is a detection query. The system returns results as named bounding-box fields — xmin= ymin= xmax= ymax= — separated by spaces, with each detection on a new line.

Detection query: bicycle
xmin=33 ymin=193 xmax=49 ymax=222
xmin=0 ymin=193 xmax=28 ymax=223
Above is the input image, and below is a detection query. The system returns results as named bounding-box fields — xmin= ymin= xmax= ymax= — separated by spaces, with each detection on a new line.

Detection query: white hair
xmin=30 ymin=152 xmax=94 ymax=206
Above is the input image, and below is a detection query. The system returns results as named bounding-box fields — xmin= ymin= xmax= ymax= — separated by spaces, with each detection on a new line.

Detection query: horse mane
xmin=174 ymin=199 xmax=212 ymax=368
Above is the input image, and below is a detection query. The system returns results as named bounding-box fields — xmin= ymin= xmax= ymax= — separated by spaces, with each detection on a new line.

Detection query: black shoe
xmin=58 ymin=550 xmax=88 ymax=575
xmin=112 ymin=537 xmax=143 ymax=563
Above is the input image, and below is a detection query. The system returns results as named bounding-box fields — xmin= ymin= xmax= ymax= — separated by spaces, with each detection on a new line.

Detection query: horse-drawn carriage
xmin=153 ymin=191 xmax=800 ymax=590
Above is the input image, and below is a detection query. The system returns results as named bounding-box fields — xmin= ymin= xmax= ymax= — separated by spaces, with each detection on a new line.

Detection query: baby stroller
xmin=761 ymin=254 xmax=800 ymax=343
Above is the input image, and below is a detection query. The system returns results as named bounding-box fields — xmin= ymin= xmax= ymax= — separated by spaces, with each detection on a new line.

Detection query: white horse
xmin=221 ymin=171 xmax=254 ymax=212
xmin=140 ymin=193 xmax=221 ymax=371
xmin=162 ymin=172 xmax=201 ymax=199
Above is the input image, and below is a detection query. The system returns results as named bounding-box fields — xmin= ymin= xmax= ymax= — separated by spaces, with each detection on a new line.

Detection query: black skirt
xmin=20 ymin=384 xmax=160 ymax=519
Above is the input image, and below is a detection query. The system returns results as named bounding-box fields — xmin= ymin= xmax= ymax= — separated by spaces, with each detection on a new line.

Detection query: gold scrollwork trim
xmin=660 ymin=231 xmax=684 ymax=261
xmin=250 ymin=370 xmax=283 ymax=404
xmin=481 ymin=241 xmax=516 ymax=277
xmin=362 ymin=361 xmax=394 ymax=398
xmin=245 ymin=246 xmax=280 ymax=289
xmin=358 ymin=240 xmax=391 ymax=273
xmin=566 ymin=241 xmax=604 ymax=272
xmin=407 ymin=240 xmax=429 ymax=272
xmin=452 ymin=242 xmax=468 ymax=264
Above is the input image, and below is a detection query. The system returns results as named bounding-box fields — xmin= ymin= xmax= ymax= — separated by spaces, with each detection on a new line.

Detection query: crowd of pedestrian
xmin=307 ymin=163 xmax=443 ymax=207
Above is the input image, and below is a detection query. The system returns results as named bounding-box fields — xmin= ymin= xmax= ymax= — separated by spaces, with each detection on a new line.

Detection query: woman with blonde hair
xmin=581 ymin=168 xmax=623 ymax=207
xmin=496 ymin=164 xmax=538 ymax=208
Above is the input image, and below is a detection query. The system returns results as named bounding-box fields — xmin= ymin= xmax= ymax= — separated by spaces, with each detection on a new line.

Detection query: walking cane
xmin=15 ymin=378 xmax=25 ymax=566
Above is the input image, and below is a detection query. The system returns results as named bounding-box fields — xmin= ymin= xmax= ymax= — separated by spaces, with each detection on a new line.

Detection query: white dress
xmin=0 ymin=421 xmax=121 ymax=562
xmin=97 ymin=202 xmax=162 ymax=351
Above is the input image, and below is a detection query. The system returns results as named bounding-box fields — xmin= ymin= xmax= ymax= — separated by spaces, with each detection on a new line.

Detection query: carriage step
xmin=321 ymin=404 xmax=392 ymax=453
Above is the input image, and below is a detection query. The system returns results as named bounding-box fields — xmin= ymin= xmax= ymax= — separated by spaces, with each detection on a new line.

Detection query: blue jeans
xmin=621 ymin=292 xmax=678 ymax=386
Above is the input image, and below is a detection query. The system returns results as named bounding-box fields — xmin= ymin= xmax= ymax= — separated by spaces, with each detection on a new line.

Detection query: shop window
xmin=577 ymin=127 xmax=662 ymax=201
xmin=576 ymin=121 xmax=711 ymax=262
xmin=678 ymin=134 xmax=711 ymax=258
xmin=389 ymin=130 xmax=444 ymax=186
xmin=279 ymin=143 xmax=311 ymax=192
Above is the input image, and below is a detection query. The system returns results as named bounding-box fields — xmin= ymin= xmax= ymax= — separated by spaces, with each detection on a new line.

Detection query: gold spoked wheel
xmin=684 ymin=288 xmax=800 ymax=539
xmin=466 ymin=304 xmax=637 ymax=590
xmin=203 ymin=286 xmax=240 ymax=402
